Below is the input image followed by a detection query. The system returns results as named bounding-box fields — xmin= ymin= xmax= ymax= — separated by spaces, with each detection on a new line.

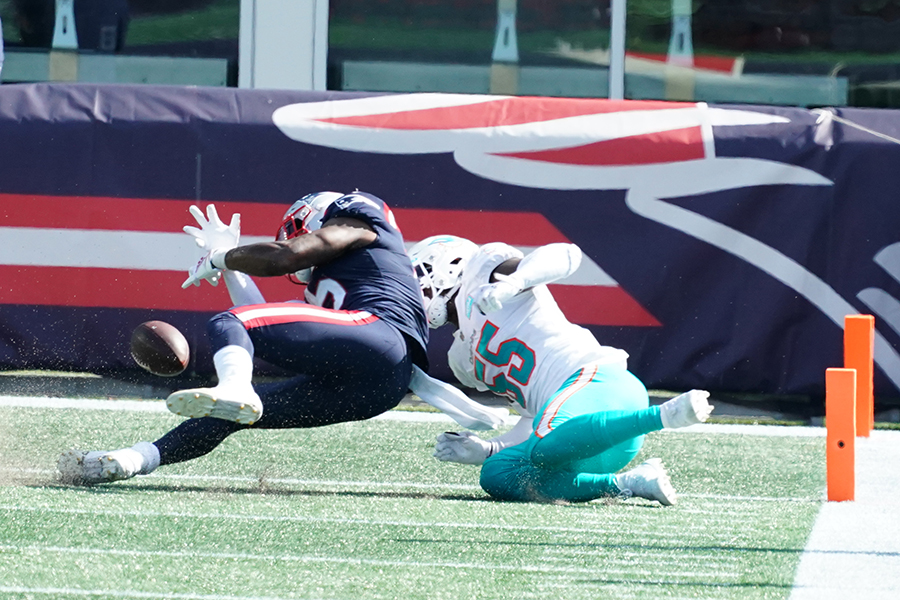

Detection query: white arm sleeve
xmin=486 ymin=414 xmax=534 ymax=455
xmin=513 ymin=243 xmax=582 ymax=289
xmin=409 ymin=365 xmax=507 ymax=430
xmin=223 ymin=270 xmax=266 ymax=306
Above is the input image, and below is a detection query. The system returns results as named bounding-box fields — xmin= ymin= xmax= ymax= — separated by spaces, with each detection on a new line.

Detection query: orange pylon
xmin=844 ymin=314 xmax=874 ymax=437
xmin=826 ymin=367 xmax=856 ymax=502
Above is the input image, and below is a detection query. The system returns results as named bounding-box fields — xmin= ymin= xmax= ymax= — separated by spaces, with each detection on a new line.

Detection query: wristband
xmin=209 ymin=248 xmax=229 ymax=270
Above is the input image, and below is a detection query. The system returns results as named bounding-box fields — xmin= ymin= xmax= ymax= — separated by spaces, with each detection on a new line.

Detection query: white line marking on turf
xmin=0 ymin=396 xmax=169 ymax=412
xmin=0 ymin=395 xmax=463 ymax=422
xmin=0 ymin=543 xmax=726 ymax=578
xmin=0 ymin=587 xmax=299 ymax=600
xmin=0 ymin=503 xmax=779 ymax=538
xmin=0 ymin=395 xmax=829 ymax=435
xmin=790 ymin=430 xmax=900 ymax=600
xmin=0 ymin=466 xmax=820 ymax=503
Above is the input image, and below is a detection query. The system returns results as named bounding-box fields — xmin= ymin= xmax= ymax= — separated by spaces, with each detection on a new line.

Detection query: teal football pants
xmin=479 ymin=364 xmax=663 ymax=502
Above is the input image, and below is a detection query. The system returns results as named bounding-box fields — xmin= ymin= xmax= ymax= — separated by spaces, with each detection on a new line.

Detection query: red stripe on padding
xmin=230 ymin=302 xmax=379 ymax=329
xmin=497 ymin=127 xmax=705 ymax=166
xmin=549 ymin=284 xmax=661 ymax=327
xmin=0 ymin=194 xmax=568 ymax=246
xmin=318 ymin=97 xmax=695 ymax=130
xmin=0 ymin=267 xmax=660 ymax=326
xmin=0 ymin=265 xmax=303 ymax=312
xmin=0 ymin=194 xmax=286 ymax=236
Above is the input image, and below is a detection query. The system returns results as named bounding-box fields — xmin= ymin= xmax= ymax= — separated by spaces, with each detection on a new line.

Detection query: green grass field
xmin=0 ymin=401 xmax=825 ymax=599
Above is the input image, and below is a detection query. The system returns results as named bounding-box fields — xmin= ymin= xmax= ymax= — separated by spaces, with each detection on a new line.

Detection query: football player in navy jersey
xmin=57 ymin=191 xmax=438 ymax=485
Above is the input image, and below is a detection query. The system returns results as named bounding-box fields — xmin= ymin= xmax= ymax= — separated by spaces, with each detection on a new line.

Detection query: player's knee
xmin=480 ymin=452 xmax=543 ymax=502
xmin=480 ymin=457 xmax=520 ymax=501
xmin=207 ymin=311 xmax=253 ymax=352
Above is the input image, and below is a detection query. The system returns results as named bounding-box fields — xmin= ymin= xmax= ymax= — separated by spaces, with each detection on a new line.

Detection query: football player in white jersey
xmin=409 ymin=236 xmax=714 ymax=505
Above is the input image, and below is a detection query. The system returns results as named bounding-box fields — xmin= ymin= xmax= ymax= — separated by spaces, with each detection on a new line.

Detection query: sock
xmin=132 ymin=441 xmax=160 ymax=474
xmin=213 ymin=345 xmax=255 ymax=391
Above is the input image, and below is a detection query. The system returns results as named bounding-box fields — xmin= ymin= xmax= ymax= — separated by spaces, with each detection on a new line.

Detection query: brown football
xmin=130 ymin=320 xmax=190 ymax=377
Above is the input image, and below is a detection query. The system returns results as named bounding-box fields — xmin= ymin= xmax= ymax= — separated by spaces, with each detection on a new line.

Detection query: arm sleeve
xmin=487 ymin=414 xmax=534 ymax=455
xmin=223 ymin=270 xmax=266 ymax=306
xmin=510 ymin=243 xmax=582 ymax=289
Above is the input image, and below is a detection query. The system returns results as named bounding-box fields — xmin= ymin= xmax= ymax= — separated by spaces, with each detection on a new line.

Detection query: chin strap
xmin=409 ymin=365 xmax=508 ymax=431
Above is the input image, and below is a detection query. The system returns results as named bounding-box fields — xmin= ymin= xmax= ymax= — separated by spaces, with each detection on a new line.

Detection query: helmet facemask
xmin=409 ymin=236 xmax=479 ymax=328
xmin=276 ymin=191 xmax=344 ymax=284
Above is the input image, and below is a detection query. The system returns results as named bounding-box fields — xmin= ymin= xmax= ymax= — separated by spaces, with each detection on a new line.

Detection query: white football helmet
xmin=408 ymin=235 xmax=479 ymax=328
xmin=276 ymin=191 xmax=344 ymax=283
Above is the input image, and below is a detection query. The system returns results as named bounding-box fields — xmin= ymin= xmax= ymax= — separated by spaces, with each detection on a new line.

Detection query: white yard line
xmin=0 ymin=587 xmax=293 ymax=600
xmin=790 ymin=429 xmax=900 ymax=600
xmin=0 ymin=395 xmax=472 ymax=423
xmin=0 ymin=395 xmax=830 ymax=434
xmin=0 ymin=502 xmax=748 ymax=537
xmin=0 ymin=542 xmax=699 ymax=577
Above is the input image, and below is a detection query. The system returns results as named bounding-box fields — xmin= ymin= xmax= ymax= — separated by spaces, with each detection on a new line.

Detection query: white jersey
xmin=448 ymin=242 xmax=628 ymax=419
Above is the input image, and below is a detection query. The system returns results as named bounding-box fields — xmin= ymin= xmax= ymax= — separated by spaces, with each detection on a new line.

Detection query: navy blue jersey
xmin=303 ymin=192 xmax=429 ymax=365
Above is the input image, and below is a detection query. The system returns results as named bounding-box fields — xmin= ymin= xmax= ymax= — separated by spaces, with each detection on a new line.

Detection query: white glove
xmin=184 ymin=204 xmax=241 ymax=251
xmin=182 ymin=248 xmax=228 ymax=288
xmin=433 ymin=431 xmax=496 ymax=465
xmin=472 ymin=273 xmax=524 ymax=313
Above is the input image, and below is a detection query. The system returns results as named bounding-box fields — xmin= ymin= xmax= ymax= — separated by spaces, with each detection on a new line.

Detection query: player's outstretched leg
xmin=166 ymin=345 xmax=262 ymax=425
xmin=615 ymin=458 xmax=677 ymax=506
xmin=659 ymin=389 xmax=714 ymax=429
xmin=56 ymin=442 xmax=160 ymax=486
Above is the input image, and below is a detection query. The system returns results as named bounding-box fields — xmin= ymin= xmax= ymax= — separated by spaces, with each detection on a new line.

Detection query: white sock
xmin=213 ymin=345 xmax=255 ymax=391
xmin=131 ymin=442 xmax=160 ymax=475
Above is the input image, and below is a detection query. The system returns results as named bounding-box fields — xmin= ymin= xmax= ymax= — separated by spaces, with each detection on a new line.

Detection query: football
xmin=130 ymin=320 xmax=190 ymax=377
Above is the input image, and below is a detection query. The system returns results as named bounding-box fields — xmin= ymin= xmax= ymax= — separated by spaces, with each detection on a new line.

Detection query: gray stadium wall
xmin=1 ymin=82 xmax=900 ymax=404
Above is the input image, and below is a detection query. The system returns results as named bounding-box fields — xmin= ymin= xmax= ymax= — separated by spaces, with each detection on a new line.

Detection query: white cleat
xmin=166 ymin=385 xmax=263 ymax=425
xmin=659 ymin=389 xmax=714 ymax=429
xmin=57 ymin=448 xmax=141 ymax=486
xmin=616 ymin=458 xmax=677 ymax=506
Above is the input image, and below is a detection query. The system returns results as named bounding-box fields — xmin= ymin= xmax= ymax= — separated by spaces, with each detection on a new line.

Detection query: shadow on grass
xmin=395 ymin=535 xmax=807 ymax=555
xmin=32 ymin=480 xmax=492 ymax=502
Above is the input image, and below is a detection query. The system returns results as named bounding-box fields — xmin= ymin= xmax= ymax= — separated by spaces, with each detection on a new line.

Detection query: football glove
xmin=433 ymin=431 xmax=496 ymax=465
xmin=184 ymin=204 xmax=241 ymax=251
xmin=472 ymin=272 xmax=524 ymax=313
xmin=182 ymin=248 xmax=228 ymax=288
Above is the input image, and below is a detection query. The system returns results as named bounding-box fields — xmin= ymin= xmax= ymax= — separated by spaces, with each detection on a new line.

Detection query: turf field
xmin=0 ymin=399 xmax=825 ymax=600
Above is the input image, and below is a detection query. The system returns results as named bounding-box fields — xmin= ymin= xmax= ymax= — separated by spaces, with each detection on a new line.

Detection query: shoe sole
xmin=166 ymin=390 xmax=262 ymax=425
xmin=57 ymin=449 xmax=89 ymax=486
xmin=57 ymin=450 xmax=127 ymax=485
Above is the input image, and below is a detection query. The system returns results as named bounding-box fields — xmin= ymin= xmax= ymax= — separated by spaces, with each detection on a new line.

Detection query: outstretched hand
xmin=182 ymin=249 xmax=226 ymax=289
xmin=184 ymin=204 xmax=241 ymax=251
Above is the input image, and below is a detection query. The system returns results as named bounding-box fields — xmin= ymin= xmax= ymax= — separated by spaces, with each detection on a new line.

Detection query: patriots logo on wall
xmin=271 ymin=93 xmax=900 ymax=396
